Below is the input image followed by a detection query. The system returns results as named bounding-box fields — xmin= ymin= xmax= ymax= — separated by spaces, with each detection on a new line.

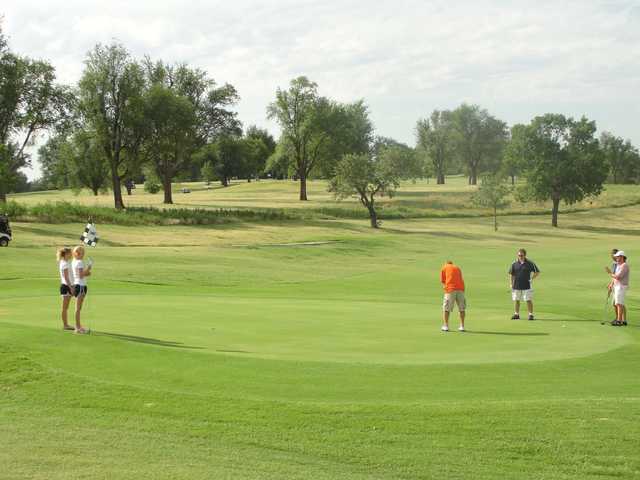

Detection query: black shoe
xmin=511 ymin=314 xmax=520 ymax=320
xmin=622 ymin=321 xmax=628 ymax=326
xmin=610 ymin=320 xmax=622 ymax=326
xmin=528 ymin=314 xmax=535 ymax=321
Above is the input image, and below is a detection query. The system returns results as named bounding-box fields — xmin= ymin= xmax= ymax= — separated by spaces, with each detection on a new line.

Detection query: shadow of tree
xmin=95 ymin=331 xmax=204 ymax=349
xmin=465 ymin=331 xmax=550 ymax=336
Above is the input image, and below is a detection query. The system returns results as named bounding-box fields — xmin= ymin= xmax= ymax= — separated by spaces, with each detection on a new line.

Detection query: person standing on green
xmin=440 ymin=260 xmax=466 ymax=332
xmin=509 ymin=249 xmax=540 ymax=320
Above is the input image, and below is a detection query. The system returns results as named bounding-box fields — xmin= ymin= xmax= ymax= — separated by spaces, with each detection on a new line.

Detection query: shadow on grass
xmin=465 ymin=331 xmax=549 ymax=336
xmin=216 ymin=349 xmax=252 ymax=354
xmin=95 ymin=331 xmax=204 ymax=349
xmin=568 ymin=225 xmax=640 ymax=236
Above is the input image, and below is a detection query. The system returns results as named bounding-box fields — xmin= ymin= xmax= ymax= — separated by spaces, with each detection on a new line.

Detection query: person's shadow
xmin=464 ymin=331 xmax=549 ymax=336
xmin=94 ymin=331 xmax=204 ymax=349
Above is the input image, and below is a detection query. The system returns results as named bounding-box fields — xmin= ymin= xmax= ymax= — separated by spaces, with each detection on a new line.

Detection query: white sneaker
xmin=458 ymin=326 xmax=465 ymax=332
xmin=441 ymin=325 xmax=449 ymax=332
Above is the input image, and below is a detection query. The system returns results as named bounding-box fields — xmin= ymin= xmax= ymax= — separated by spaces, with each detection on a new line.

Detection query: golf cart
xmin=0 ymin=214 xmax=12 ymax=247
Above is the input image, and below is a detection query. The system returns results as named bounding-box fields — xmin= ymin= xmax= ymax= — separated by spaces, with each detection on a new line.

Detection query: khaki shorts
xmin=443 ymin=290 xmax=466 ymax=312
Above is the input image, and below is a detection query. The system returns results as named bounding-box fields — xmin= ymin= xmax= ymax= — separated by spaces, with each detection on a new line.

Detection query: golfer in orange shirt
xmin=440 ymin=260 xmax=466 ymax=332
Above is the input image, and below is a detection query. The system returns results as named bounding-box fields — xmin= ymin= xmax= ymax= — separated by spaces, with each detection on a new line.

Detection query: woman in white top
xmin=56 ymin=247 xmax=75 ymax=331
xmin=608 ymin=250 xmax=630 ymax=326
xmin=72 ymin=245 xmax=92 ymax=334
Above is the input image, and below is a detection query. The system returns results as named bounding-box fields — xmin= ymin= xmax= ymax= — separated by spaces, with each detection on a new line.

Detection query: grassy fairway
xmin=1 ymin=184 xmax=639 ymax=479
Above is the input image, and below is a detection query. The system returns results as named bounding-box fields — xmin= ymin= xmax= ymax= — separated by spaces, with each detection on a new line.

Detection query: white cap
xmin=613 ymin=250 xmax=626 ymax=257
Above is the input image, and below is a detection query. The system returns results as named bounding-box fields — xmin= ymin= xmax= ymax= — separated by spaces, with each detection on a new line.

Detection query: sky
xmin=2 ymin=0 xmax=639 ymax=180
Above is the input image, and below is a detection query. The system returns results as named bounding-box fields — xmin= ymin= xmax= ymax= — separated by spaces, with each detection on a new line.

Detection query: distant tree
xmin=78 ymin=42 xmax=146 ymax=209
xmin=241 ymin=136 xmax=269 ymax=181
xmin=472 ymin=174 xmax=511 ymax=231
xmin=501 ymin=124 xmax=527 ymax=185
xmin=267 ymin=77 xmax=340 ymax=200
xmin=38 ymin=134 xmax=72 ymax=189
xmin=264 ymin=141 xmax=294 ymax=179
xmin=61 ymin=131 xmax=110 ymax=195
xmin=600 ymin=132 xmax=639 ymax=184
xmin=329 ymin=147 xmax=419 ymax=228
xmin=415 ymin=110 xmax=455 ymax=184
xmin=519 ymin=114 xmax=608 ymax=227
xmin=450 ymin=104 xmax=508 ymax=185
xmin=0 ymin=26 xmax=74 ymax=201
xmin=142 ymin=84 xmax=197 ymax=204
xmin=200 ymin=160 xmax=215 ymax=184
xmin=245 ymin=125 xmax=276 ymax=156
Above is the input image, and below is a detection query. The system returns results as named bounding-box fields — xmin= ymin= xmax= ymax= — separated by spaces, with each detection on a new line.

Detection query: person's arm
xmin=440 ymin=269 xmax=446 ymax=287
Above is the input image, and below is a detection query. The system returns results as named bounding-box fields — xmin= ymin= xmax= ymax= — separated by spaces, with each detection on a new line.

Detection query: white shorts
xmin=443 ymin=291 xmax=466 ymax=312
xmin=613 ymin=285 xmax=627 ymax=305
xmin=512 ymin=289 xmax=533 ymax=302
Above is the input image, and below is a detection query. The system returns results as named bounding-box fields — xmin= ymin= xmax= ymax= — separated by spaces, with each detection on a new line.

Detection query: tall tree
xmin=329 ymin=146 xmax=419 ymax=228
xmin=519 ymin=114 xmax=608 ymax=227
xmin=450 ymin=104 xmax=507 ymax=185
xmin=501 ymin=124 xmax=527 ymax=185
xmin=0 ymin=26 xmax=74 ymax=201
xmin=267 ymin=77 xmax=330 ymax=200
xmin=61 ymin=130 xmax=110 ymax=195
xmin=78 ymin=42 xmax=145 ymax=209
xmin=600 ymin=132 xmax=639 ymax=184
xmin=142 ymin=84 xmax=197 ymax=204
xmin=415 ymin=110 xmax=455 ymax=184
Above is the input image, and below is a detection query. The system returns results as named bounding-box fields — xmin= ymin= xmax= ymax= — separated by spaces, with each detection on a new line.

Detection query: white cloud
xmin=2 ymin=0 xmax=639 ymax=179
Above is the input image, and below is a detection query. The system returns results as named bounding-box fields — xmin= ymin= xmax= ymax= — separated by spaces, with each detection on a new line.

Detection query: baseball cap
xmin=613 ymin=251 xmax=626 ymax=257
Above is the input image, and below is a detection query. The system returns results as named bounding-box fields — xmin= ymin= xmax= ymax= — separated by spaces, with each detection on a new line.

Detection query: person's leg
xmin=442 ymin=294 xmax=451 ymax=330
xmin=61 ymin=295 xmax=71 ymax=328
xmin=526 ymin=300 xmax=534 ymax=315
xmin=459 ymin=310 xmax=465 ymax=329
xmin=75 ymin=293 xmax=85 ymax=329
xmin=457 ymin=292 xmax=466 ymax=330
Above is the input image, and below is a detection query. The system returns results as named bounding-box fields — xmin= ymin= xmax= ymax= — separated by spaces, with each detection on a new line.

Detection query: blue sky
xmin=2 ymin=0 xmax=639 ymax=179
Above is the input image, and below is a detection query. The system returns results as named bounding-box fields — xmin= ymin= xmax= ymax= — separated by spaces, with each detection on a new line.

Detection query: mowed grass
xmin=1 ymin=183 xmax=640 ymax=479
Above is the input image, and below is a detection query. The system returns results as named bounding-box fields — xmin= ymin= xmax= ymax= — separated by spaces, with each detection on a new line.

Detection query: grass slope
xmin=1 ymin=183 xmax=639 ymax=479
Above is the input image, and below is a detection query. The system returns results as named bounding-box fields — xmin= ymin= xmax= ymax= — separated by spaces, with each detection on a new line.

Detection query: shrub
xmin=1 ymin=201 xmax=28 ymax=219
xmin=144 ymin=180 xmax=161 ymax=194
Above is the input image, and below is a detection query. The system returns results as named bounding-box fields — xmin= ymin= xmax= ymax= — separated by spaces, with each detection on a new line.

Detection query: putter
xmin=601 ymin=290 xmax=611 ymax=325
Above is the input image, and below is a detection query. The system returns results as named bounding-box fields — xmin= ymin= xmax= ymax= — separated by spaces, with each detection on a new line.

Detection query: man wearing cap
xmin=607 ymin=250 xmax=630 ymax=326
xmin=440 ymin=260 xmax=466 ymax=332
xmin=606 ymin=248 xmax=625 ymax=322
xmin=508 ymin=248 xmax=540 ymax=320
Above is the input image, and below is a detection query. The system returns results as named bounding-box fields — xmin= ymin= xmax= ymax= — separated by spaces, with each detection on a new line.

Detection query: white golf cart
xmin=0 ymin=215 xmax=12 ymax=247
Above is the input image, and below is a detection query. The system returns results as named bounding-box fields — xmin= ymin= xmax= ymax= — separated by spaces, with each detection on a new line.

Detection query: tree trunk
xmin=0 ymin=192 xmax=6 ymax=203
xmin=469 ymin=167 xmax=478 ymax=185
xmin=511 ymin=175 xmax=515 ymax=185
xmin=92 ymin=188 xmax=99 ymax=196
xmin=125 ymin=183 xmax=133 ymax=195
xmin=366 ymin=202 xmax=378 ymax=228
xmin=162 ymin=176 xmax=173 ymax=204
xmin=299 ymin=175 xmax=308 ymax=201
xmin=551 ymin=197 xmax=560 ymax=227
xmin=221 ymin=177 xmax=228 ymax=187
xmin=437 ymin=173 xmax=445 ymax=184
xmin=110 ymin=167 xmax=125 ymax=210
xmin=493 ymin=206 xmax=498 ymax=231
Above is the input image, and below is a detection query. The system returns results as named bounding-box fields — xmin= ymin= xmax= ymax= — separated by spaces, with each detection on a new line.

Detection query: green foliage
xmin=501 ymin=124 xmax=527 ymax=184
xmin=519 ymin=114 xmax=608 ymax=226
xmin=144 ymin=180 xmax=161 ymax=194
xmin=200 ymin=161 xmax=216 ymax=184
xmin=472 ymin=175 xmax=511 ymax=230
xmin=78 ymin=42 xmax=146 ymax=209
xmin=0 ymin=199 xmax=27 ymax=217
xmin=0 ymin=35 xmax=74 ymax=200
xmin=416 ymin=110 xmax=456 ymax=184
xmin=329 ymin=147 xmax=416 ymax=228
xmin=450 ymin=104 xmax=508 ymax=185
xmin=600 ymin=131 xmax=639 ymax=184
xmin=13 ymin=201 xmax=292 ymax=225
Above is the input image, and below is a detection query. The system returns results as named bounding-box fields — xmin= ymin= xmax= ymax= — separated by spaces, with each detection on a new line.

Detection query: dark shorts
xmin=73 ymin=285 xmax=88 ymax=297
xmin=60 ymin=284 xmax=73 ymax=296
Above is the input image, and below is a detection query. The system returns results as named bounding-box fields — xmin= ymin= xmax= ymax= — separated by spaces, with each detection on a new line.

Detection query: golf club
xmin=601 ymin=289 xmax=611 ymax=325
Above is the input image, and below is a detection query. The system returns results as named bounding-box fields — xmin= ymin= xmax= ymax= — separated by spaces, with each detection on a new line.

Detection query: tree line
xmin=1 ymin=26 xmax=639 ymax=228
